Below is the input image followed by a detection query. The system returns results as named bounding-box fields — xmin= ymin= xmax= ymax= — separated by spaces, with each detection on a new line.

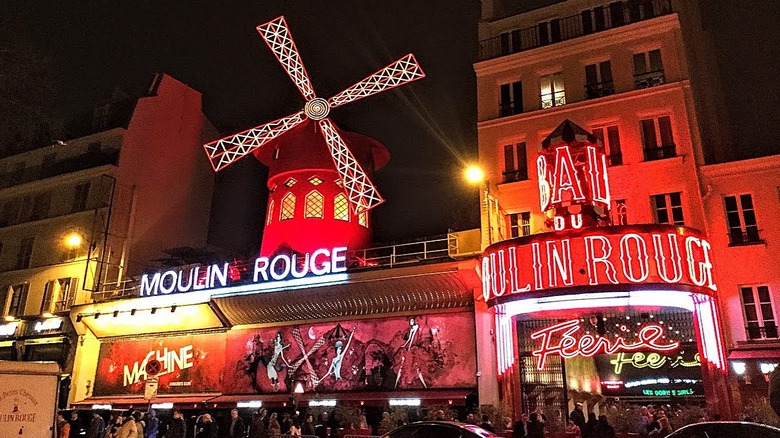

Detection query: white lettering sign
xmin=34 ymin=319 xmax=63 ymax=332
xmin=123 ymin=345 xmax=194 ymax=386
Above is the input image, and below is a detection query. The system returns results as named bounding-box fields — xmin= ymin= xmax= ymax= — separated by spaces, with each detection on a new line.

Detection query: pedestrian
xmin=146 ymin=410 xmax=159 ymax=438
xmin=58 ymin=412 xmax=72 ymax=438
xmin=196 ymin=413 xmax=218 ymax=438
xmin=648 ymin=417 xmax=673 ymax=438
xmin=133 ymin=411 xmax=145 ymax=438
xmin=268 ymin=412 xmax=281 ymax=438
xmin=511 ymin=412 xmax=528 ymax=438
xmin=593 ymin=415 xmax=616 ymax=438
xmin=86 ymin=411 xmax=106 ymax=438
xmin=116 ymin=412 xmax=138 ymax=438
xmin=70 ymin=410 xmax=84 ymax=436
xmin=565 ymin=419 xmax=582 ymax=437
xmin=288 ymin=417 xmax=302 ymax=436
xmin=479 ymin=414 xmax=496 ymax=432
xmin=249 ymin=409 xmax=267 ymax=438
xmin=314 ymin=413 xmax=328 ymax=438
xmin=301 ymin=414 xmax=315 ymax=436
xmin=465 ymin=413 xmax=476 ymax=425
xmin=526 ymin=412 xmax=544 ymax=438
xmin=281 ymin=412 xmax=292 ymax=434
xmin=570 ymin=403 xmax=586 ymax=430
xmin=228 ymin=408 xmax=247 ymax=438
xmin=582 ymin=412 xmax=598 ymax=438
xmin=167 ymin=410 xmax=187 ymax=438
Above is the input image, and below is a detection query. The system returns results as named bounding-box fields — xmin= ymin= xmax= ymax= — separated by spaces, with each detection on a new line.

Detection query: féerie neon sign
xmin=481 ymin=225 xmax=717 ymax=304
xmin=140 ymin=247 xmax=347 ymax=297
xmin=531 ymin=319 xmax=679 ymax=369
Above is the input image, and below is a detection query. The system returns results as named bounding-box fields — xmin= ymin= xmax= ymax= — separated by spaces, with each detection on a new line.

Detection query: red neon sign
xmin=530 ymin=319 xmax=680 ymax=369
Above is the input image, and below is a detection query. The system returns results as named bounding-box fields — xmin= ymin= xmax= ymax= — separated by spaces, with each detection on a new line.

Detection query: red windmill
xmin=204 ymin=16 xmax=425 ymax=256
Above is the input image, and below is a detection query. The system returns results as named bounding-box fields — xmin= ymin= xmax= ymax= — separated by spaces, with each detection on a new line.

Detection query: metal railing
xmin=0 ymin=149 xmax=119 ymax=190
xmin=634 ymin=69 xmax=666 ymax=89
xmin=541 ymin=91 xmax=566 ymax=109
xmin=607 ymin=153 xmax=623 ymax=166
xmin=643 ymin=144 xmax=676 ymax=161
xmin=478 ymin=0 xmax=673 ymax=62
xmin=746 ymin=324 xmax=779 ymax=340
xmin=729 ymin=229 xmax=763 ymax=246
xmin=499 ymin=101 xmax=522 ymax=117
xmin=503 ymin=170 xmax=528 ymax=183
xmin=585 ymin=81 xmax=615 ymax=99
xmin=351 ymin=234 xmax=455 ymax=268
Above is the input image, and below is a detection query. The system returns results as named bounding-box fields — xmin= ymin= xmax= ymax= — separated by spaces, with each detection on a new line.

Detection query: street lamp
xmin=64 ymin=232 xmax=83 ymax=249
xmin=464 ymin=165 xmax=493 ymax=245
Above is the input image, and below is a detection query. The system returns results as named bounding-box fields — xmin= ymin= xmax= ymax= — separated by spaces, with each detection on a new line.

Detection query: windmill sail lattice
xmin=203 ymin=16 xmax=425 ymax=213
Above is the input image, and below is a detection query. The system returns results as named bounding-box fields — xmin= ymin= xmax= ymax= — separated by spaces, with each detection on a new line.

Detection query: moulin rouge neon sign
xmin=481 ymin=225 xmax=717 ymax=304
xmin=140 ymin=247 xmax=348 ymax=297
xmin=531 ymin=319 xmax=680 ymax=369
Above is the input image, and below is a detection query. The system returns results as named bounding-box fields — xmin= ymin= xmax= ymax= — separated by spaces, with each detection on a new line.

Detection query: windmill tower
xmin=203 ymin=17 xmax=424 ymax=256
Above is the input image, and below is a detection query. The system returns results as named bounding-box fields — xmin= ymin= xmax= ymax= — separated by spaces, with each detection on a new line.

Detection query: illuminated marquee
xmin=140 ymin=247 xmax=348 ymax=297
xmin=481 ymin=225 xmax=717 ymax=304
xmin=531 ymin=319 xmax=680 ymax=369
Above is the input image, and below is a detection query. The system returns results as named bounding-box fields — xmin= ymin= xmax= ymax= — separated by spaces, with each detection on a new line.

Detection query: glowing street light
xmin=464 ymin=165 xmax=494 ymax=245
xmin=464 ymin=165 xmax=485 ymax=184
xmin=64 ymin=232 xmax=83 ymax=248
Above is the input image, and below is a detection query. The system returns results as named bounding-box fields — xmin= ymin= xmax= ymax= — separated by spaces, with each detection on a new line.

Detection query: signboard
xmin=597 ymin=347 xmax=704 ymax=397
xmin=144 ymin=378 xmax=159 ymax=401
xmin=0 ymin=362 xmax=60 ymax=437
xmin=140 ymin=246 xmax=348 ymax=297
xmin=481 ymin=224 xmax=717 ymax=305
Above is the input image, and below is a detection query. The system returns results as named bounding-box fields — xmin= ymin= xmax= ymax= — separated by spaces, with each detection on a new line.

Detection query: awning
xmin=72 ymin=393 xmax=220 ymax=409
xmin=213 ymin=261 xmax=476 ymax=325
xmin=728 ymin=348 xmax=780 ymax=360
xmin=210 ymin=389 xmax=474 ymax=407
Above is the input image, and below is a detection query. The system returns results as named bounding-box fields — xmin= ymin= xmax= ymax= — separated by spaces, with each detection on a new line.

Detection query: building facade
xmin=474 ymin=0 xmax=778 ymax=417
xmin=0 ymin=73 xmax=218 ymax=406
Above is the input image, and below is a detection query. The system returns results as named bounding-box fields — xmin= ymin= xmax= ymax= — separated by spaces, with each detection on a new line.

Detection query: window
xmin=499 ymin=29 xmax=522 ymax=55
xmin=334 ymin=194 xmax=349 ymax=221
xmin=503 ymin=142 xmax=528 ymax=182
xmin=509 ymin=212 xmax=531 ymax=238
xmin=741 ymin=286 xmax=778 ymax=339
xmin=92 ymin=104 xmax=110 ymax=131
xmin=31 ymin=192 xmax=51 ymax=221
xmin=537 ymin=19 xmax=561 ymax=46
xmin=0 ymin=200 xmax=19 ymax=226
xmin=266 ymin=200 xmax=275 ymax=226
xmin=54 ymin=278 xmax=78 ymax=312
xmin=652 ymin=193 xmax=684 ymax=225
xmin=7 ymin=284 xmax=29 ymax=318
xmin=304 ymin=191 xmax=324 ymax=218
xmin=633 ymin=49 xmax=664 ymax=88
xmin=725 ymin=194 xmax=760 ymax=245
xmin=16 ymin=237 xmax=34 ymax=270
xmin=308 ymin=177 xmax=323 ymax=186
xmin=499 ymin=81 xmax=523 ymax=116
xmin=41 ymin=280 xmax=56 ymax=314
xmin=284 ymin=178 xmax=297 ymax=188
xmin=540 ymin=72 xmax=565 ymax=109
xmin=358 ymin=211 xmax=368 ymax=228
xmin=280 ymin=193 xmax=296 ymax=221
xmin=585 ymin=61 xmax=614 ymax=98
xmin=581 ymin=6 xmax=607 ymax=34
xmin=592 ymin=126 xmax=622 ymax=165
xmin=641 ymin=116 xmax=675 ymax=160
xmin=72 ymin=183 xmax=90 ymax=213
xmin=612 ymin=199 xmax=628 ymax=225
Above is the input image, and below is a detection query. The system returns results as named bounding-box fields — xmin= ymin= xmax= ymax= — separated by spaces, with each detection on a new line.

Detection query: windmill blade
xmin=318 ymin=118 xmax=384 ymax=212
xmin=257 ymin=16 xmax=317 ymax=101
xmin=328 ymin=54 xmax=425 ymax=109
xmin=203 ymin=111 xmax=306 ymax=172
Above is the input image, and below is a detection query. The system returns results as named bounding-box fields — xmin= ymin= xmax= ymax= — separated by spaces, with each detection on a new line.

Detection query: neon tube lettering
xmin=620 ymin=234 xmax=649 ymax=282
xmin=270 ymin=254 xmax=291 ymax=280
xmin=508 ymin=247 xmax=530 ymax=294
xmin=537 ymin=156 xmax=550 ymax=211
xmin=584 ymin=235 xmax=618 ymax=285
xmin=495 ymin=249 xmax=507 ymax=297
xmin=551 ymin=146 xmax=585 ymax=204
xmin=546 ymin=239 xmax=573 ymax=287
xmin=310 ymin=248 xmax=331 ymax=276
xmin=653 ymin=234 xmax=683 ymax=283
xmin=531 ymin=242 xmax=543 ymax=290
xmin=291 ymin=253 xmax=310 ymax=279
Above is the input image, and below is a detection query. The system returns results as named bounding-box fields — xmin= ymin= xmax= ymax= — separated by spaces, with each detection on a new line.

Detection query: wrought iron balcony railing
xmin=729 ymin=229 xmax=763 ymax=246
xmin=541 ymin=91 xmax=566 ymax=109
xmin=477 ymin=0 xmax=673 ymax=62
xmin=585 ymin=81 xmax=615 ymax=99
xmin=634 ymin=69 xmax=666 ymax=89
xmin=746 ymin=324 xmax=779 ymax=340
xmin=499 ymin=101 xmax=523 ymax=117
xmin=643 ymin=144 xmax=676 ymax=161
xmin=503 ymin=170 xmax=529 ymax=183
xmin=607 ymin=153 xmax=623 ymax=166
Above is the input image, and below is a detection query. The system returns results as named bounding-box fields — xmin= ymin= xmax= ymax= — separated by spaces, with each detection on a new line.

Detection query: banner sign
xmin=481 ymin=224 xmax=717 ymax=305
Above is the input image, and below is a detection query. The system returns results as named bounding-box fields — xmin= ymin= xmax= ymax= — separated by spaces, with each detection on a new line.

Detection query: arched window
xmin=334 ymin=193 xmax=349 ymax=221
xmin=304 ymin=191 xmax=324 ymax=218
xmin=359 ymin=211 xmax=368 ymax=228
xmin=266 ymin=199 xmax=275 ymax=225
xmin=280 ymin=193 xmax=296 ymax=221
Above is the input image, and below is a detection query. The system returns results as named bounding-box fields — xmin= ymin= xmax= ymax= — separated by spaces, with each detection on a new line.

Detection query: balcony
xmin=541 ymin=91 xmax=566 ymax=109
xmin=643 ymin=144 xmax=676 ymax=161
xmin=477 ymin=0 xmax=673 ymax=62
xmin=503 ymin=170 xmax=528 ymax=183
xmin=634 ymin=69 xmax=666 ymax=89
xmin=585 ymin=81 xmax=615 ymax=99
xmin=0 ymin=149 xmax=119 ymax=190
xmin=747 ymin=324 xmax=779 ymax=340
xmin=729 ymin=228 xmax=764 ymax=246
xmin=499 ymin=101 xmax=523 ymax=117
xmin=607 ymin=153 xmax=623 ymax=166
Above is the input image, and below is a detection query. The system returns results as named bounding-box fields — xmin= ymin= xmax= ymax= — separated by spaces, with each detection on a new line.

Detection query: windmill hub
xmin=305 ymin=98 xmax=330 ymax=120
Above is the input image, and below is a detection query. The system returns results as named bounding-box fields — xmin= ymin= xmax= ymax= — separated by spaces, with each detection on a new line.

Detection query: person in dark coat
xmin=511 ymin=413 xmax=528 ymax=438
xmin=228 ymin=409 xmax=246 ymax=438
xmin=593 ymin=415 xmax=616 ymax=438
xmin=526 ymin=413 xmax=544 ymax=438
xmin=570 ymin=403 xmax=586 ymax=430
xmin=301 ymin=414 xmax=316 ymax=436
xmin=167 ymin=410 xmax=187 ymax=438
xmin=196 ymin=414 xmax=218 ymax=438
xmin=582 ymin=412 xmax=598 ymax=438
xmin=249 ymin=409 xmax=267 ymax=438
xmin=479 ymin=414 xmax=496 ymax=433
xmin=86 ymin=411 xmax=106 ymax=438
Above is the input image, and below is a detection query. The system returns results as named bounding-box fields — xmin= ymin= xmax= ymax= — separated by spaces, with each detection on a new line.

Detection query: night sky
xmin=3 ymin=1 xmax=779 ymax=255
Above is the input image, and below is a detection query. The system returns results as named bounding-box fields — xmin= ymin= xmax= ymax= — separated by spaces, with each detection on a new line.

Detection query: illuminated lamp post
xmin=465 ymin=165 xmax=494 ymax=245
